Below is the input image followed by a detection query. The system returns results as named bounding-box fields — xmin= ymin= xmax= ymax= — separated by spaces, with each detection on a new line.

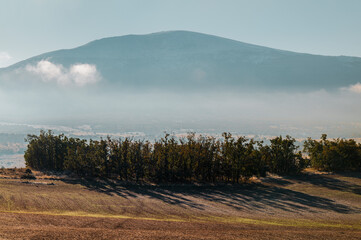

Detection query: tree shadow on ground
xmin=62 ymin=178 xmax=205 ymax=210
xmin=284 ymin=172 xmax=361 ymax=195
xmin=261 ymin=177 xmax=293 ymax=186
xmin=61 ymin=175 xmax=360 ymax=214
xmin=338 ymin=172 xmax=361 ymax=180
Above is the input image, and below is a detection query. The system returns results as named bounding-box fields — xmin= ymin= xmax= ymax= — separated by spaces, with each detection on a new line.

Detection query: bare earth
xmin=0 ymin=169 xmax=360 ymax=239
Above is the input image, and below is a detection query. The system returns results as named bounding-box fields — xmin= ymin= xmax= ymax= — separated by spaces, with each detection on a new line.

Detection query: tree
xmin=304 ymin=134 xmax=361 ymax=171
xmin=267 ymin=136 xmax=304 ymax=175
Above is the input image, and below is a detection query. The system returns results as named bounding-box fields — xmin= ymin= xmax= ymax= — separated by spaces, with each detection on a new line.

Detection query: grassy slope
xmin=0 ymin=168 xmax=360 ymax=229
xmin=2 ymin=212 xmax=360 ymax=240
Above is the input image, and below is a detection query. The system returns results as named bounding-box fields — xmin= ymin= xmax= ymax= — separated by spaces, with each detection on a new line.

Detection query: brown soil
xmin=0 ymin=212 xmax=360 ymax=240
xmin=0 ymin=169 xmax=360 ymax=239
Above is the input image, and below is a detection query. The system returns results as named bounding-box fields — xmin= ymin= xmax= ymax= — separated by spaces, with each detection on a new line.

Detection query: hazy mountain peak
xmin=1 ymin=31 xmax=361 ymax=91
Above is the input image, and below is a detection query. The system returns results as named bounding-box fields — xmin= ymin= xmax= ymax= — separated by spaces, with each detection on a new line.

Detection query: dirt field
xmin=1 ymin=212 xmax=361 ymax=240
xmin=0 ymin=169 xmax=360 ymax=239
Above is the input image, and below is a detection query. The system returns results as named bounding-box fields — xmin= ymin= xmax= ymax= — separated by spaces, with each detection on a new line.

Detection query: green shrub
xmin=304 ymin=134 xmax=361 ymax=171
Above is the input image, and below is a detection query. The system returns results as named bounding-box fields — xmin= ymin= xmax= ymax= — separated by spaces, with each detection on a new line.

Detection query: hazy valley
xmin=1 ymin=31 xmax=361 ymax=167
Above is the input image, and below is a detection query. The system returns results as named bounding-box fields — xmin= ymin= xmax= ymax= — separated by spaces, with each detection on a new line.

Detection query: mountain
xmin=1 ymin=31 xmax=361 ymax=138
xmin=1 ymin=30 xmax=361 ymax=91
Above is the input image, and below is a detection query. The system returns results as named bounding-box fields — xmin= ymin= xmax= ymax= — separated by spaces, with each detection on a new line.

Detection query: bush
xmin=303 ymin=134 xmax=361 ymax=172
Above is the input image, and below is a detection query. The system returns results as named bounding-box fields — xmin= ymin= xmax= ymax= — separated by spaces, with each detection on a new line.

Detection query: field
xmin=0 ymin=168 xmax=360 ymax=239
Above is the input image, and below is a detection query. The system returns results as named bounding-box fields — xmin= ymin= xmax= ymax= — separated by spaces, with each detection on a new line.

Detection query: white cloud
xmin=70 ymin=64 xmax=99 ymax=86
xmin=348 ymin=82 xmax=361 ymax=94
xmin=0 ymin=52 xmax=13 ymax=68
xmin=341 ymin=82 xmax=361 ymax=94
xmin=26 ymin=60 xmax=65 ymax=82
xmin=26 ymin=60 xmax=101 ymax=87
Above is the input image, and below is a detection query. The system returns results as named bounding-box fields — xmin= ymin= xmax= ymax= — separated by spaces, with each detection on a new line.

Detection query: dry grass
xmin=1 ymin=212 xmax=361 ymax=240
xmin=0 ymin=168 xmax=361 ymax=239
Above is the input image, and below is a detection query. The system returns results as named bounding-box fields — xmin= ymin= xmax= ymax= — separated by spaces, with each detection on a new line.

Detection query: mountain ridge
xmin=1 ymin=30 xmax=361 ymax=91
xmin=6 ymin=30 xmax=359 ymax=70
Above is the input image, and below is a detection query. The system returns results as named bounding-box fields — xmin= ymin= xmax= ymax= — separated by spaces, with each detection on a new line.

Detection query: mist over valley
xmin=1 ymin=31 xmax=361 ymax=167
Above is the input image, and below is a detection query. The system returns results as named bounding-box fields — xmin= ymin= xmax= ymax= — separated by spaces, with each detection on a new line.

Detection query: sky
xmin=0 ymin=0 xmax=361 ymax=68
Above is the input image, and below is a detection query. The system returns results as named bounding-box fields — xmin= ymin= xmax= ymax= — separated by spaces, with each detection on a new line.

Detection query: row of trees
xmin=25 ymin=131 xmax=307 ymax=182
xmin=24 ymin=131 xmax=361 ymax=182
xmin=304 ymin=134 xmax=361 ymax=171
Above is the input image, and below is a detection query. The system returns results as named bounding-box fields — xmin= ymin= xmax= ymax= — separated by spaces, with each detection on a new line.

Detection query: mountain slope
xmin=1 ymin=30 xmax=361 ymax=91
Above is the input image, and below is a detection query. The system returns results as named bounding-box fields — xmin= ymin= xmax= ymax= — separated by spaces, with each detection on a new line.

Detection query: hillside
xmin=2 ymin=31 xmax=361 ymax=91
xmin=0 ymin=168 xmax=360 ymax=239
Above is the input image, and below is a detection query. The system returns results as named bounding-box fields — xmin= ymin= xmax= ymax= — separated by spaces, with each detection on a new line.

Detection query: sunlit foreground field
xmin=0 ymin=168 xmax=360 ymax=239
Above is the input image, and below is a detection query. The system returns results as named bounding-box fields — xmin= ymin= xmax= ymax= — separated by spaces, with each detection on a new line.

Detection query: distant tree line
xmin=24 ymin=131 xmax=360 ymax=182
xmin=304 ymin=134 xmax=361 ymax=172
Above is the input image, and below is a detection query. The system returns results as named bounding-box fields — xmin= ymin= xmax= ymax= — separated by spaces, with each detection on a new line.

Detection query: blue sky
xmin=1 ymin=0 xmax=361 ymax=67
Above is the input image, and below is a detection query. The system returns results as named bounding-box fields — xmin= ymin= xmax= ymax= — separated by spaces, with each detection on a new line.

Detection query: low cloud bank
xmin=341 ymin=82 xmax=361 ymax=94
xmin=348 ymin=82 xmax=361 ymax=94
xmin=26 ymin=60 xmax=101 ymax=87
